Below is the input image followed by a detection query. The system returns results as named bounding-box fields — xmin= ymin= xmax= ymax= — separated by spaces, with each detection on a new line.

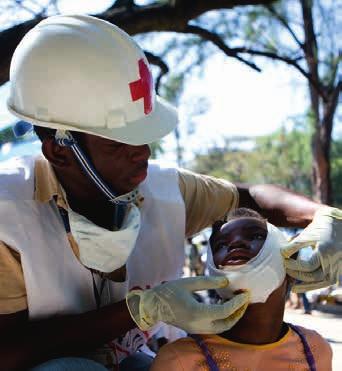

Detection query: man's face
xmin=78 ymin=133 xmax=151 ymax=195
xmin=210 ymin=217 xmax=267 ymax=267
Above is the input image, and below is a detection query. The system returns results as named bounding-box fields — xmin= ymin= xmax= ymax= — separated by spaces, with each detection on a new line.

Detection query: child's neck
xmin=220 ymin=284 xmax=287 ymax=345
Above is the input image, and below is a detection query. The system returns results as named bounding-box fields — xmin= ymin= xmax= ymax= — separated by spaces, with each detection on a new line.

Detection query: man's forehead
xmin=81 ymin=132 xmax=123 ymax=146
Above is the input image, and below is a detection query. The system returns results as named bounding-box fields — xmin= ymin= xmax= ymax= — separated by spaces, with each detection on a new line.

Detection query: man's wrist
xmin=126 ymin=290 xmax=153 ymax=331
xmin=315 ymin=206 xmax=342 ymax=218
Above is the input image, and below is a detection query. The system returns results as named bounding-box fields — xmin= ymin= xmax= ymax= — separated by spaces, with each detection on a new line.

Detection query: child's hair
xmin=226 ymin=208 xmax=265 ymax=222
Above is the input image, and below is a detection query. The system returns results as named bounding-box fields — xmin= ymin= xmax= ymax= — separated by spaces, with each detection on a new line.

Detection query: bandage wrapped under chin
xmin=206 ymin=222 xmax=287 ymax=303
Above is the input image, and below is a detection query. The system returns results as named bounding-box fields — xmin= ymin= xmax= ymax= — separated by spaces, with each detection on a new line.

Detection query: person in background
xmin=301 ymin=293 xmax=312 ymax=314
xmin=187 ymin=237 xmax=205 ymax=276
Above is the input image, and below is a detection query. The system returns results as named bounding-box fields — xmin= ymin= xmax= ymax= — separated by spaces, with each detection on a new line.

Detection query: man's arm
xmin=0 ymin=301 xmax=135 ymax=371
xmin=236 ymin=183 xmax=321 ymax=227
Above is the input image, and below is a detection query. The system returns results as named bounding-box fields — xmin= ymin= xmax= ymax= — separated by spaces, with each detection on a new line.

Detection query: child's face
xmin=210 ymin=217 xmax=267 ymax=268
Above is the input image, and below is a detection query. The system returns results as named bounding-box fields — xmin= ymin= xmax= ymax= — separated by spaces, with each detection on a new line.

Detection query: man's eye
xmin=254 ymin=234 xmax=265 ymax=240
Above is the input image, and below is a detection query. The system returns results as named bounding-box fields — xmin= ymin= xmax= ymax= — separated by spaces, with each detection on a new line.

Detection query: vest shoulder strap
xmin=0 ymin=156 xmax=36 ymax=200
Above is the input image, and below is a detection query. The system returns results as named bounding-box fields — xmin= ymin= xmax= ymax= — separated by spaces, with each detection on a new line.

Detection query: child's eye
xmin=213 ymin=243 xmax=227 ymax=252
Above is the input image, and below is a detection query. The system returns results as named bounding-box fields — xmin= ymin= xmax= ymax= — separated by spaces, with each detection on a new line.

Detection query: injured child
xmin=151 ymin=208 xmax=332 ymax=371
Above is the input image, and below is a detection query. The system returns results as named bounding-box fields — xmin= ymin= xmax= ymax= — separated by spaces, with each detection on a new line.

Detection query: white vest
xmin=0 ymin=156 xmax=185 ymax=320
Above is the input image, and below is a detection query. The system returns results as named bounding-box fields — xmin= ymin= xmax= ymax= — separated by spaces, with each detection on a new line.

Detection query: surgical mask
xmin=68 ymin=203 xmax=141 ymax=273
xmin=206 ymin=222 xmax=287 ymax=303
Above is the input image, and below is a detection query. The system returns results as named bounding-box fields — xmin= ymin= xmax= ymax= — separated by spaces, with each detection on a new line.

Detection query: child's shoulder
xmin=151 ymin=336 xmax=216 ymax=371
xmin=291 ymin=324 xmax=330 ymax=346
xmin=290 ymin=324 xmax=332 ymax=369
xmin=156 ymin=335 xmax=206 ymax=356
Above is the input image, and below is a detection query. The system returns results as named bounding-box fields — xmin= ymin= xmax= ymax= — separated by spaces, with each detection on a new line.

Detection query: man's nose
xmin=130 ymin=144 xmax=151 ymax=162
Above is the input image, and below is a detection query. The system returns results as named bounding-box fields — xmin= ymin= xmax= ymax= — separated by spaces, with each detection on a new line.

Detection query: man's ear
xmin=41 ymin=137 xmax=73 ymax=168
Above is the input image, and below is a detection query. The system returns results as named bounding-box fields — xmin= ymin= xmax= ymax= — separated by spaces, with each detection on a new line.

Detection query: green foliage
xmin=191 ymin=127 xmax=342 ymax=207
xmin=149 ymin=140 xmax=164 ymax=159
xmin=0 ymin=126 xmax=19 ymax=146
xmin=159 ymin=73 xmax=184 ymax=105
xmin=331 ymin=140 xmax=342 ymax=206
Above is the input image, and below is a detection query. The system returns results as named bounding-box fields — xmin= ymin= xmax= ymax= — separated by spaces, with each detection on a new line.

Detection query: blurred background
xmin=0 ymin=0 xmax=341 ymax=368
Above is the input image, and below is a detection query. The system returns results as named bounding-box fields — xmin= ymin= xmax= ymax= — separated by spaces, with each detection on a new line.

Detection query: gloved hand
xmin=126 ymin=276 xmax=250 ymax=334
xmin=282 ymin=206 xmax=342 ymax=293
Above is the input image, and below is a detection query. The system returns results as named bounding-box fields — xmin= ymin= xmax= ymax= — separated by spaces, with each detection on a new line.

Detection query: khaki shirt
xmin=0 ymin=157 xmax=238 ymax=314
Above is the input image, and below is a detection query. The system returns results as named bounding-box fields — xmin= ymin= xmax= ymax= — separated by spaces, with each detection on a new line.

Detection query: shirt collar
xmin=34 ymin=155 xmax=68 ymax=209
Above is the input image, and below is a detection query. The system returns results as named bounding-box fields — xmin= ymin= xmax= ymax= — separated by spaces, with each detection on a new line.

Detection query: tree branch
xmin=183 ymin=25 xmax=262 ymax=72
xmin=183 ymin=25 xmax=327 ymax=100
xmin=265 ymin=4 xmax=304 ymax=50
xmin=0 ymin=0 xmax=274 ymax=86
xmin=14 ymin=0 xmax=37 ymax=16
xmin=321 ymin=79 xmax=341 ymax=144
xmin=0 ymin=17 xmax=42 ymax=87
xmin=232 ymin=48 xmax=327 ymax=101
xmin=144 ymin=51 xmax=169 ymax=93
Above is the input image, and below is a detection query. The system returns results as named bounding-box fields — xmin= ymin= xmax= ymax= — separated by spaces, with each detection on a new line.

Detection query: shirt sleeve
xmin=0 ymin=242 xmax=27 ymax=314
xmin=178 ymin=168 xmax=239 ymax=237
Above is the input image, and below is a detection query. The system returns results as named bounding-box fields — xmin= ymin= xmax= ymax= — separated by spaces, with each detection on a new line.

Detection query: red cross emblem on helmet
xmin=129 ymin=59 xmax=153 ymax=115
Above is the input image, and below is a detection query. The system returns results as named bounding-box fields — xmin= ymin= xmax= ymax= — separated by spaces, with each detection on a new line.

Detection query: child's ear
xmin=210 ymin=220 xmax=225 ymax=244
xmin=211 ymin=220 xmax=225 ymax=236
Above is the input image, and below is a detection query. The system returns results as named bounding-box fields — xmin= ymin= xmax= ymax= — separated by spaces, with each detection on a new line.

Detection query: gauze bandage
xmin=206 ymin=222 xmax=287 ymax=303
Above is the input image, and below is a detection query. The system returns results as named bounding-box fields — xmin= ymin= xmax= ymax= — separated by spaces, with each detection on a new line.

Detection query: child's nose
xmin=229 ymin=237 xmax=250 ymax=249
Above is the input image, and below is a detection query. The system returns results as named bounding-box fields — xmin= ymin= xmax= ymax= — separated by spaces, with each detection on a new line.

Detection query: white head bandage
xmin=206 ymin=222 xmax=287 ymax=303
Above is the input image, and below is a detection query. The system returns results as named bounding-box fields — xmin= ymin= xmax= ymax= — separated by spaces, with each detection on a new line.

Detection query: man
xmin=0 ymin=15 xmax=340 ymax=371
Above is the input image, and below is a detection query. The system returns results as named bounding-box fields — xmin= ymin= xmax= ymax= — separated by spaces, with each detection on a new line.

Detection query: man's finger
xmin=284 ymin=253 xmax=321 ymax=272
xmin=292 ymin=280 xmax=331 ymax=293
xmin=286 ymin=267 xmax=325 ymax=282
xmin=208 ymin=291 xmax=250 ymax=321
xmin=211 ymin=301 xmax=249 ymax=333
xmin=176 ymin=276 xmax=229 ymax=292
xmin=281 ymin=238 xmax=318 ymax=259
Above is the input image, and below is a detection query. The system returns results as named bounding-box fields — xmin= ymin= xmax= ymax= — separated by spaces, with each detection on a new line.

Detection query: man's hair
xmin=33 ymin=125 xmax=83 ymax=144
xmin=226 ymin=208 xmax=264 ymax=222
xmin=33 ymin=125 xmax=56 ymax=142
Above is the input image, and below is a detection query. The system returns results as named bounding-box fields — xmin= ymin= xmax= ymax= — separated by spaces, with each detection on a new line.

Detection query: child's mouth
xmin=221 ymin=248 xmax=254 ymax=266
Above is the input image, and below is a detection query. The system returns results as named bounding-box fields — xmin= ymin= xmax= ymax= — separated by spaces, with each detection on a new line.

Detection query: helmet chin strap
xmin=55 ymin=130 xmax=139 ymax=229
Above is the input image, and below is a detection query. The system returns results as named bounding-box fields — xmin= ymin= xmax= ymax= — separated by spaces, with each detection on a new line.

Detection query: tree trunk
xmin=311 ymin=126 xmax=331 ymax=205
xmin=310 ymin=81 xmax=340 ymax=205
xmin=300 ymin=0 xmax=335 ymax=205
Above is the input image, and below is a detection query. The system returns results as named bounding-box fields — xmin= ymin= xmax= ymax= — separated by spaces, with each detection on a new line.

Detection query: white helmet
xmin=7 ymin=15 xmax=178 ymax=145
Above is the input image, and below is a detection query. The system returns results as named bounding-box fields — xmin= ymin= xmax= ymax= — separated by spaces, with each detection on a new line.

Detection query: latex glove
xmin=282 ymin=207 xmax=342 ymax=293
xmin=126 ymin=276 xmax=250 ymax=334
